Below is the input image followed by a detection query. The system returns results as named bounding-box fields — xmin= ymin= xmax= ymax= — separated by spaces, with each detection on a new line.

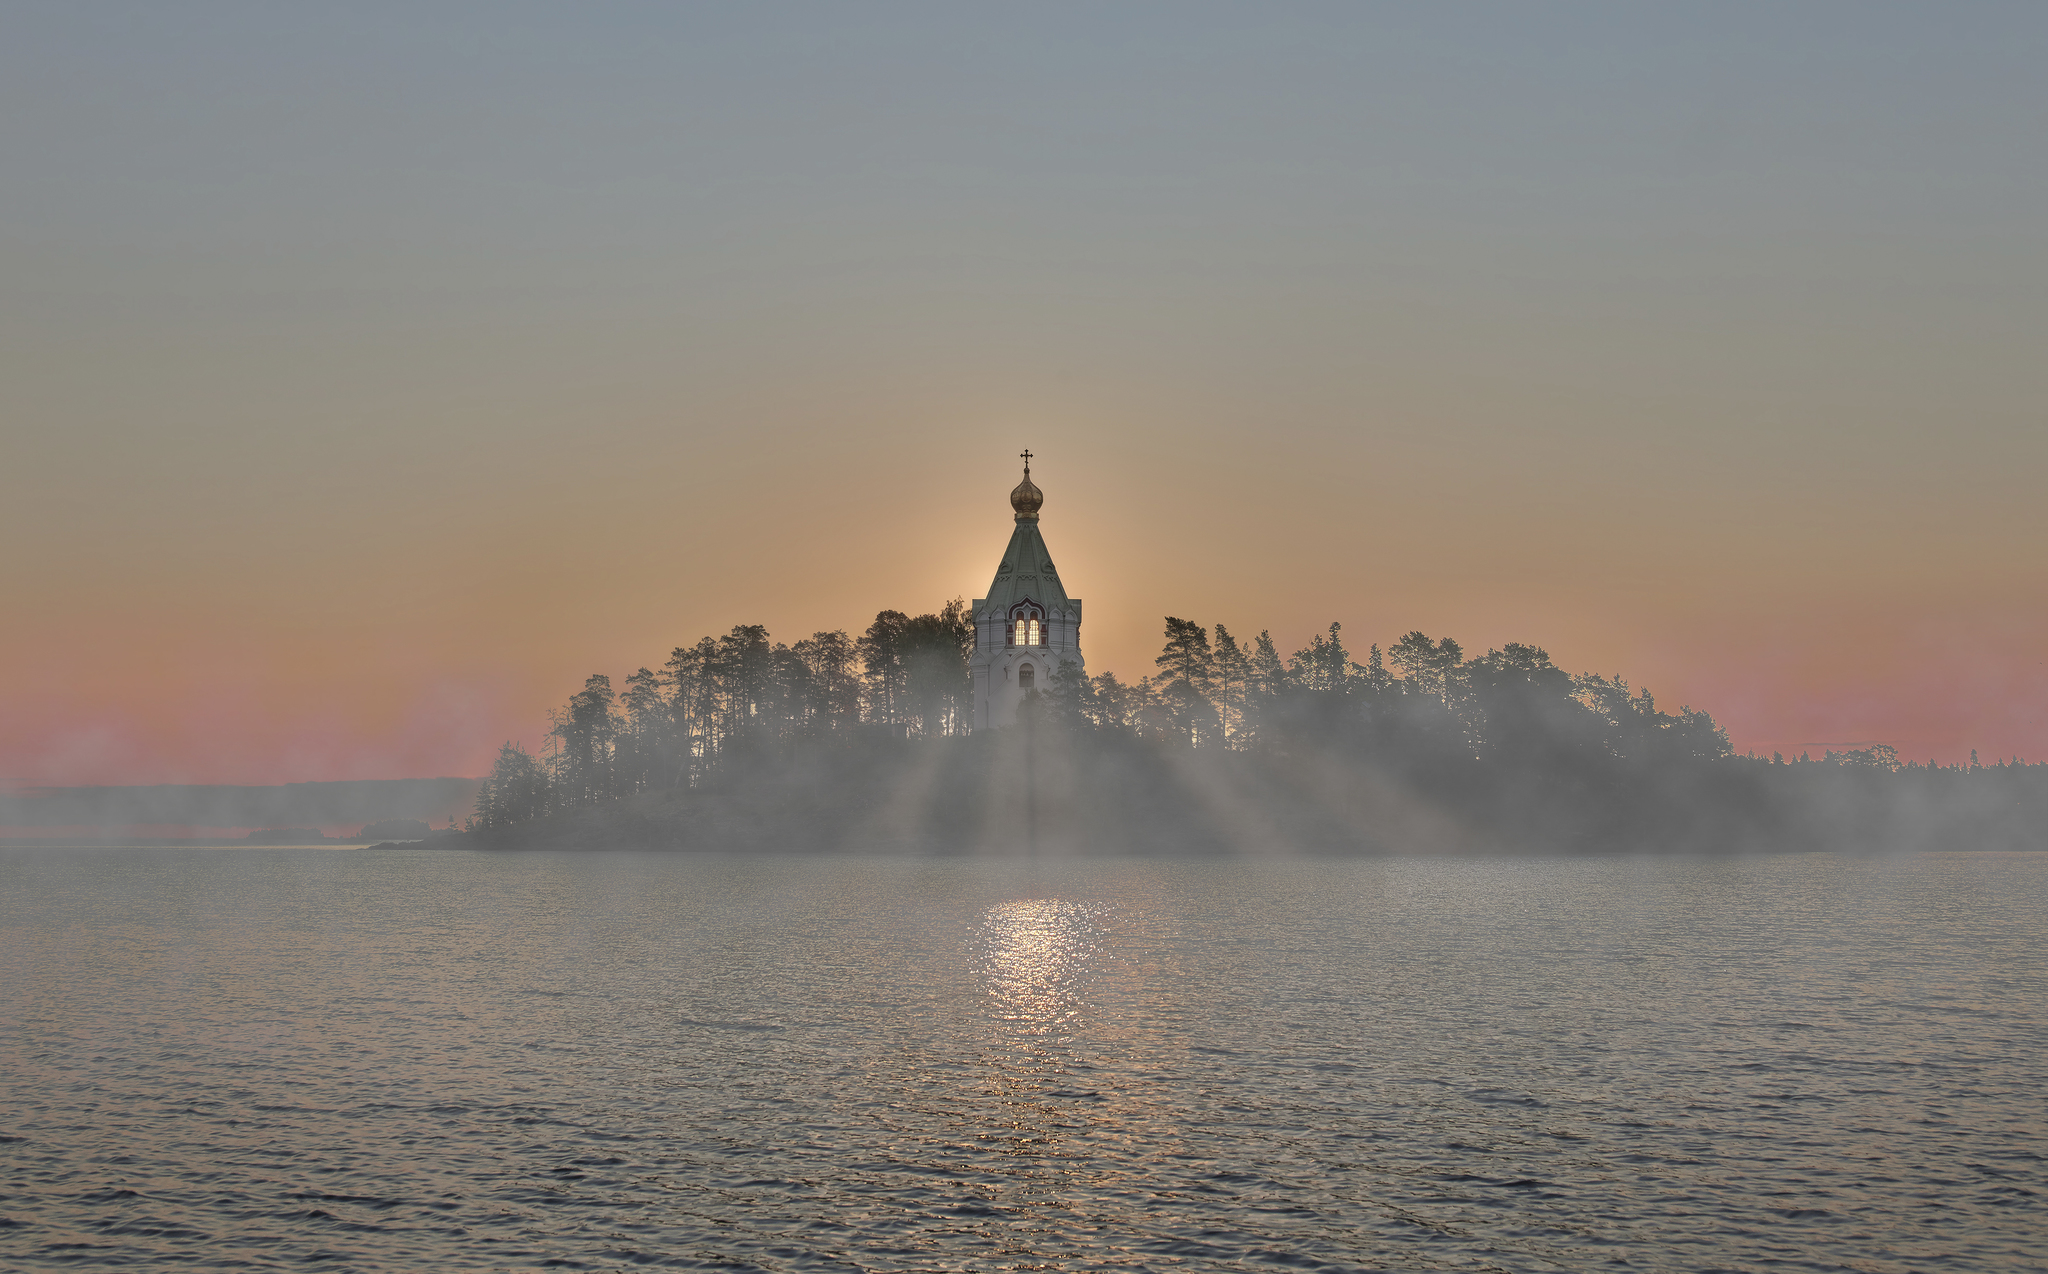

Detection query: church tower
xmin=972 ymin=453 xmax=1084 ymax=729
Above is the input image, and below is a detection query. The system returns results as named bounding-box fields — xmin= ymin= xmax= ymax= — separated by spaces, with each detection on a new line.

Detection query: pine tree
xmin=616 ymin=666 xmax=672 ymax=793
xmin=1289 ymin=622 xmax=1356 ymax=694
xmin=1039 ymin=658 xmax=1097 ymax=731
xmin=792 ymin=630 xmax=862 ymax=737
xmin=1090 ymin=671 xmax=1139 ymax=732
xmin=713 ymin=625 xmax=775 ymax=749
xmin=1360 ymin=644 xmax=1393 ymax=694
xmin=1154 ymin=617 xmax=1219 ymax=746
xmin=469 ymin=741 xmax=552 ymax=830
xmin=547 ymin=674 xmax=620 ymax=806
xmin=1248 ymin=631 xmax=1285 ymax=695
xmin=1389 ymin=631 xmax=1464 ymax=703
xmin=664 ymin=637 xmax=720 ymax=780
xmin=1213 ymin=624 xmax=1251 ymax=742
xmin=902 ymin=601 xmax=974 ymax=737
xmin=1155 ymin=617 xmax=1215 ymax=696
xmin=858 ymin=610 xmax=912 ymax=726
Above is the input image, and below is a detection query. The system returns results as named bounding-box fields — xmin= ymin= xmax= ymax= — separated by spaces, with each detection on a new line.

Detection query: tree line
xmin=1028 ymin=620 xmax=1734 ymax=768
xmin=471 ymin=603 xmax=972 ymax=829
xmin=469 ymin=607 xmax=1774 ymax=830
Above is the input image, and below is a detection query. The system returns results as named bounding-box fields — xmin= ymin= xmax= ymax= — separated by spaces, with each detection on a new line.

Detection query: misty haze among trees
xmin=466 ymin=607 xmax=2045 ymax=854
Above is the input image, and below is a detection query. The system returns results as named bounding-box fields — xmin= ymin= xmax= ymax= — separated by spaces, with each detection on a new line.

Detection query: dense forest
xmin=461 ymin=604 xmax=2046 ymax=854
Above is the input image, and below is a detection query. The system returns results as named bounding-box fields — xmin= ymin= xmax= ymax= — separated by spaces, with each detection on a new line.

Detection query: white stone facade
xmin=971 ymin=602 xmax=1085 ymax=730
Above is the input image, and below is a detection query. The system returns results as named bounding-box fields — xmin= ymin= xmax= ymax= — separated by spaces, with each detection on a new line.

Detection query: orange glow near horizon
xmin=6 ymin=439 xmax=2043 ymax=789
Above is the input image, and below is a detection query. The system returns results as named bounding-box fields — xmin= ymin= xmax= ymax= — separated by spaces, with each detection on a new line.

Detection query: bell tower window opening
xmin=1009 ymin=601 xmax=1044 ymax=648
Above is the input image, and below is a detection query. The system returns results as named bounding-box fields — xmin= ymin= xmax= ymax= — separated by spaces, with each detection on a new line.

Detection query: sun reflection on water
xmin=977 ymin=899 xmax=1104 ymax=1032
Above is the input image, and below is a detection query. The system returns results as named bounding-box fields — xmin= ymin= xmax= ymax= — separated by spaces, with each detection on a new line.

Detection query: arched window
xmin=1018 ymin=663 xmax=1035 ymax=689
xmin=1010 ymin=601 xmax=1044 ymax=647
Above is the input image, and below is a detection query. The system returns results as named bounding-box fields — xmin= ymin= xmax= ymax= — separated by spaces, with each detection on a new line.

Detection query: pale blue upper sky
xmin=10 ymin=4 xmax=2041 ymax=307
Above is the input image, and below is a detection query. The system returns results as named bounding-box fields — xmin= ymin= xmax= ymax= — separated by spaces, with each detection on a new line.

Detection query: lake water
xmin=2 ymin=849 xmax=2043 ymax=1272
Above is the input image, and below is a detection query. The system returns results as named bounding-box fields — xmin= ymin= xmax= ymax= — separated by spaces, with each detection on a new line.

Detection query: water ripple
xmin=1 ymin=849 xmax=2043 ymax=1271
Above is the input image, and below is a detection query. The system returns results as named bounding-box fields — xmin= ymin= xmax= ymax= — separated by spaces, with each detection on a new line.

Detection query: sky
xmin=4 ymin=2 xmax=2045 ymax=788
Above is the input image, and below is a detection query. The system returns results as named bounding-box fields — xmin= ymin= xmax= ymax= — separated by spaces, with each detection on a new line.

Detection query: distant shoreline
xmin=0 ymin=778 xmax=483 ymax=839
xmin=0 ymin=833 xmax=456 ymax=849
xmin=0 ymin=837 xmax=384 ymax=849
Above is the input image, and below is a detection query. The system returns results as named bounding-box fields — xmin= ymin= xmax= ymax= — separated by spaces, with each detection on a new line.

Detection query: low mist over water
xmin=4 ymin=849 xmax=2042 ymax=1271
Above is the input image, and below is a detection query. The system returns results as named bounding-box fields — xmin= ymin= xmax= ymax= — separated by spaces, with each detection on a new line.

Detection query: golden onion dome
xmin=1010 ymin=459 xmax=1043 ymax=522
